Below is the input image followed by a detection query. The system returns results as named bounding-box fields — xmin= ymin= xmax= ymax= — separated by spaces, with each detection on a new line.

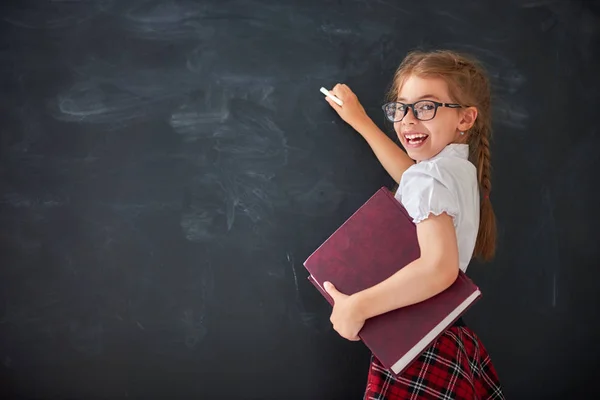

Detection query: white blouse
xmin=394 ymin=144 xmax=480 ymax=272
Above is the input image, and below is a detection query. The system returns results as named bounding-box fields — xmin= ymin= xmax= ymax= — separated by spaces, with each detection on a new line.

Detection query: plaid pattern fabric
xmin=363 ymin=326 xmax=504 ymax=400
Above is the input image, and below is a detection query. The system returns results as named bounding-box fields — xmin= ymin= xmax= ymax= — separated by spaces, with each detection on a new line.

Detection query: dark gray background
xmin=1 ymin=0 xmax=599 ymax=398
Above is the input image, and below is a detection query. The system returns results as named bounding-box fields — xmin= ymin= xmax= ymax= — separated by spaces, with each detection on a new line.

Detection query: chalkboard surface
xmin=1 ymin=1 xmax=599 ymax=399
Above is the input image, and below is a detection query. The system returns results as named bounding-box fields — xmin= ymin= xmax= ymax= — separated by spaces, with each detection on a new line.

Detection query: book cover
xmin=303 ymin=187 xmax=481 ymax=375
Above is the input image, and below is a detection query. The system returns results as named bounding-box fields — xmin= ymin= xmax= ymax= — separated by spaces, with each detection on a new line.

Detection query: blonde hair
xmin=389 ymin=49 xmax=496 ymax=261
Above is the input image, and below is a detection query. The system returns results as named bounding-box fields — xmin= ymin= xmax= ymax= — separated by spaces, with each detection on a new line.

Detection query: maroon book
xmin=303 ymin=187 xmax=481 ymax=375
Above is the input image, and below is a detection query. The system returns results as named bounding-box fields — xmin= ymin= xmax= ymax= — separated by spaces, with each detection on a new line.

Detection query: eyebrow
xmin=396 ymin=94 xmax=442 ymax=102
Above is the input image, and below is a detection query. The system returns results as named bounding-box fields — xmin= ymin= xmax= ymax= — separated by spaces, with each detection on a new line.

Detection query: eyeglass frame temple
xmin=381 ymin=101 xmax=464 ymax=122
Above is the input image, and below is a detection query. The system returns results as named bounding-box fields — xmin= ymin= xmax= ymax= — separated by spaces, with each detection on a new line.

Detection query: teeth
xmin=405 ymin=134 xmax=428 ymax=139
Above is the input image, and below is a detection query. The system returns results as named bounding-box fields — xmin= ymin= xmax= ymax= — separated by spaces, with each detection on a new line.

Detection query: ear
xmin=457 ymin=106 xmax=478 ymax=132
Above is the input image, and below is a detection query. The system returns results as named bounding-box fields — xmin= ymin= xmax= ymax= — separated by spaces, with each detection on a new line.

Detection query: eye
xmin=387 ymin=104 xmax=404 ymax=115
xmin=417 ymin=102 xmax=435 ymax=111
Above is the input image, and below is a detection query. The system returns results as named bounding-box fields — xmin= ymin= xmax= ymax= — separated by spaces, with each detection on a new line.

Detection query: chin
xmin=408 ymin=154 xmax=426 ymax=162
xmin=404 ymin=146 xmax=429 ymax=162
xmin=399 ymin=134 xmax=433 ymax=161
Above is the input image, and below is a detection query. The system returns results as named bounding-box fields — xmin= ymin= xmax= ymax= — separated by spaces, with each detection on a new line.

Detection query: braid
xmin=477 ymin=129 xmax=492 ymax=195
xmin=473 ymin=124 xmax=497 ymax=261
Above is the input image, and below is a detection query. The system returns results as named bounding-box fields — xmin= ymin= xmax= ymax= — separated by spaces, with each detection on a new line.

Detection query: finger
xmin=324 ymin=283 xmax=341 ymax=303
xmin=324 ymin=281 xmax=338 ymax=298
xmin=324 ymin=97 xmax=341 ymax=111
xmin=324 ymin=96 xmax=341 ymax=109
xmin=340 ymin=84 xmax=353 ymax=98
xmin=342 ymin=333 xmax=359 ymax=341
xmin=331 ymin=84 xmax=343 ymax=97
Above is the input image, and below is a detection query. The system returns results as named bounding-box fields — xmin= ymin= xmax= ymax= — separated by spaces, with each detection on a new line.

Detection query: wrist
xmin=351 ymin=289 xmax=373 ymax=321
xmin=350 ymin=114 xmax=375 ymax=133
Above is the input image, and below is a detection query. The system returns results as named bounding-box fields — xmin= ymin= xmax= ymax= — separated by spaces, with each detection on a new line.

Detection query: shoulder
xmin=403 ymin=155 xmax=475 ymax=184
xmin=397 ymin=158 xmax=467 ymax=225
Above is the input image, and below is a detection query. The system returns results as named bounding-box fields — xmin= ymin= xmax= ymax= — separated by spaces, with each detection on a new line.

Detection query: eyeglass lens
xmin=385 ymin=101 xmax=437 ymax=122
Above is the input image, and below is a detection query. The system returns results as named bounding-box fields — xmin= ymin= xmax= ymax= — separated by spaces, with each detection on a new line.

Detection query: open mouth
xmin=404 ymin=133 xmax=429 ymax=147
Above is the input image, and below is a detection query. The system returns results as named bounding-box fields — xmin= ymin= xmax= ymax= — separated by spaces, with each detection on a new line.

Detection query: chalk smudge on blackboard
xmin=533 ymin=188 xmax=560 ymax=309
xmin=2 ymin=192 xmax=65 ymax=209
xmin=3 ymin=1 xmax=109 ymax=29
xmin=494 ymin=99 xmax=529 ymax=130
xmin=543 ymin=189 xmax=559 ymax=308
xmin=52 ymin=81 xmax=150 ymax=125
xmin=122 ymin=1 xmax=211 ymax=41
xmin=292 ymin=178 xmax=345 ymax=217
xmin=51 ymin=57 xmax=212 ymax=128
xmin=186 ymin=45 xmax=218 ymax=75
xmin=552 ymin=274 xmax=557 ymax=307
xmin=169 ymin=92 xmax=229 ymax=142
xmin=299 ymin=312 xmax=320 ymax=330
xmin=490 ymin=69 xmax=527 ymax=95
xmin=434 ymin=9 xmax=465 ymax=23
xmin=181 ymin=308 xmax=207 ymax=349
xmin=320 ymin=24 xmax=353 ymax=36
xmin=287 ymin=252 xmax=300 ymax=301
xmin=370 ymin=0 xmax=412 ymax=15
xmin=70 ymin=57 xmax=204 ymax=98
xmin=177 ymin=90 xmax=291 ymax=244
xmin=180 ymin=173 xmax=242 ymax=241
xmin=182 ymin=264 xmax=213 ymax=349
xmin=181 ymin=207 xmax=220 ymax=243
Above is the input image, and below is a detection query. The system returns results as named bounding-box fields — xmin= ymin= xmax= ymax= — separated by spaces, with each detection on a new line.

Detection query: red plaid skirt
xmin=364 ymin=326 xmax=504 ymax=399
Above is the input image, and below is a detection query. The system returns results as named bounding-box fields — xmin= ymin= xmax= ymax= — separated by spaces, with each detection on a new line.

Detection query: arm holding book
xmin=324 ymin=212 xmax=459 ymax=340
xmin=353 ymin=212 xmax=460 ymax=319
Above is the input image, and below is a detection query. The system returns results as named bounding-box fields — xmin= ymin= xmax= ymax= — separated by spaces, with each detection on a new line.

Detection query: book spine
xmin=389 ymin=290 xmax=483 ymax=376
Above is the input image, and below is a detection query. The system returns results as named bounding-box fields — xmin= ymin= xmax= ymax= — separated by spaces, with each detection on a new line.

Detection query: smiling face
xmin=394 ymin=75 xmax=475 ymax=162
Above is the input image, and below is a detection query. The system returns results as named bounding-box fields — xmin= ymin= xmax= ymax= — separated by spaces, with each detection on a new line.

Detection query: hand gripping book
xmin=303 ymin=187 xmax=481 ymax=375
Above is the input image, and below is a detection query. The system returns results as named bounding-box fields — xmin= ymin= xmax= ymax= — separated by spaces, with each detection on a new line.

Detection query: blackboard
xmin=1 ymin=1 xmax=599 ymax=399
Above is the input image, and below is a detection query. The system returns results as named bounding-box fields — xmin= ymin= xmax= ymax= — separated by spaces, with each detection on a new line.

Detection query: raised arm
xmin=325 ymin=84 xmax=414 ymax=183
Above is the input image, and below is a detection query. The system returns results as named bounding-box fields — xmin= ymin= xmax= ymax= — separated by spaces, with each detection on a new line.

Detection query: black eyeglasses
xmin=381 ymin=100 xmax=464 ymax=122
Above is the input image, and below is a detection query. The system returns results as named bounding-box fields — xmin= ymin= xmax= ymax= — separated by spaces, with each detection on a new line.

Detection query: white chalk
xmin=320 ymin=87 xmax=343 ymax=106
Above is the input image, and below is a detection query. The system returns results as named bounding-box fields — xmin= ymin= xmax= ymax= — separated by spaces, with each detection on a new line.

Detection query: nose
xmin=402 ymin=105 xmax=418 ymax=124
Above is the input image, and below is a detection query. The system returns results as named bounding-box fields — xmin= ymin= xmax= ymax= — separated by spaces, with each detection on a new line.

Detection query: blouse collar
xmin=422 ymin=143 xmax=469 ymax=162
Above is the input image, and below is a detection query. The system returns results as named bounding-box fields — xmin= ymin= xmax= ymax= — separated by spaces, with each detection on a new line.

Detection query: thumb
xmin=324 ymin=281 xmax=338 ymax=297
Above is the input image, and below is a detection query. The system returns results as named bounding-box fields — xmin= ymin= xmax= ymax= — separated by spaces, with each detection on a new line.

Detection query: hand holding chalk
xmin=321 ymin=84 xmax=369 ymax=129
xmin=320 ymin=87 xmax=344 ymax=106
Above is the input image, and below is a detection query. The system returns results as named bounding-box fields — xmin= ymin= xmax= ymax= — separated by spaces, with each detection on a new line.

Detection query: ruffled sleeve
xmin=398 ymin=163 xmax=460 ymax=225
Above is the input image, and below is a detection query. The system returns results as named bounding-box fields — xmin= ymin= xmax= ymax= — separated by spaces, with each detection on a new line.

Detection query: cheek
xmin=423 ymin=117 xmax=452 ymax=138
xmin=420 ymin=122 xmax=434 ymax=135
xmin=393 ymin=122 xmax=403 ymax=135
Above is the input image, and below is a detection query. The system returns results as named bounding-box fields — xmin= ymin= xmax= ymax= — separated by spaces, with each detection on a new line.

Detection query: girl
xmin=321 ymin=49 xmax=505 ymax=399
